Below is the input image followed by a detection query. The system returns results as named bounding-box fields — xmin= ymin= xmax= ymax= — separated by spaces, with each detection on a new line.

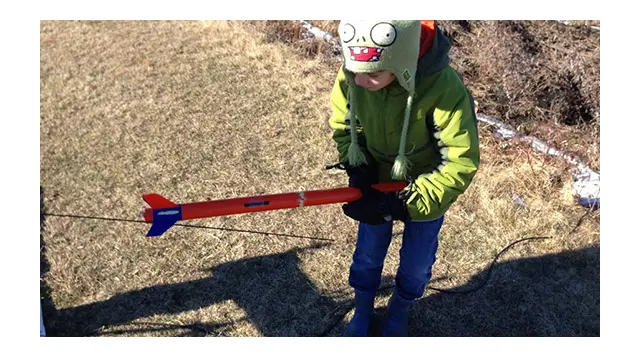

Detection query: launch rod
xmin=142 ymin=181 xmax=408 ymax=237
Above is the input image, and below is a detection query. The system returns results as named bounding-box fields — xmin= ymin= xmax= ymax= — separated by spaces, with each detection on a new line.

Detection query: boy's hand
xmin=345 ymin=162 xmax=378 ymax=189
xmin=342 ymin=186 xmax=409 ymax=225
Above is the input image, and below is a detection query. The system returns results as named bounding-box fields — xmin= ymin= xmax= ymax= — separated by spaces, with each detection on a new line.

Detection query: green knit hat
xmin=338 ymin=20 xmax=421 ymax=180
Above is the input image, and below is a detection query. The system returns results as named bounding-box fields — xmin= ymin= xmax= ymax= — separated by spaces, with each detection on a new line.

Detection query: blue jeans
xmin=348 ymin=216 xmax=444 ymax=301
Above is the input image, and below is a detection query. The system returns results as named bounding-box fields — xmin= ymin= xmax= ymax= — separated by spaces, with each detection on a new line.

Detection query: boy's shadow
xmin=49 ymin=243 xmax=346 ymax=336
xmin=394 ymin=246 xmax=600 ymax=336
xmin=44 ymin=240 xmax=600 ymax=337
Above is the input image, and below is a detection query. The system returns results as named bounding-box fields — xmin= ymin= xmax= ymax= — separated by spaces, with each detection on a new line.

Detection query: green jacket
xmin=328 ymin=27 xmax=480 ymax=221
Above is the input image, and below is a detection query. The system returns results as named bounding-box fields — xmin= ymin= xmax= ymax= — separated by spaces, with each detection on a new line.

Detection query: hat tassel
xmin=391 ymin=95 xmax=414 ymax=180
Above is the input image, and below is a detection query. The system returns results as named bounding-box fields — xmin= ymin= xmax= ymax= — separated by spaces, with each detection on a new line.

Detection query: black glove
xmin=342 ymin=185 xmax=409 ymax=225
xmin=345 ymin=162 xmax=378 ymax=189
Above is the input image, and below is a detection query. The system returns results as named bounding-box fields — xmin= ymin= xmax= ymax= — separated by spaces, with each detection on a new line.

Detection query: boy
xmin=328 ymin=20 xmax=480 ymax=337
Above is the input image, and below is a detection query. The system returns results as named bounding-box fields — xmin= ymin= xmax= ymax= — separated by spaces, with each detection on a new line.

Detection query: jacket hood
xmin=416 ymin=21 xmax=452 ymax=78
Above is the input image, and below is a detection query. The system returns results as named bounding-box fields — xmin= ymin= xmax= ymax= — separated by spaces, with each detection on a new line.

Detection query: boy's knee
xmin=352 ymin=250 xmax=384 ymax=269
xmin=353 ymin=240 xmax=389 ymax=268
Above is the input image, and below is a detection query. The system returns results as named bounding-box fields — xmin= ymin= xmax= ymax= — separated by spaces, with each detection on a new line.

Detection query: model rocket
xmin=142 ymin=181 xmax=407 ymax=237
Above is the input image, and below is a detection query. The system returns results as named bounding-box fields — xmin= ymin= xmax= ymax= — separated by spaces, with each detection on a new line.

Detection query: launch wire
xmin=42 ymin=213 xmax=336 ymax=243
xmin=42 ymin=205 xmax=596 ymax=336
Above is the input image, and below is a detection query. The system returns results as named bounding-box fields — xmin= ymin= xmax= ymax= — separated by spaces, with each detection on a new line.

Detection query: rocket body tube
xmin=142 ymin=181 xmax=407 ymax=236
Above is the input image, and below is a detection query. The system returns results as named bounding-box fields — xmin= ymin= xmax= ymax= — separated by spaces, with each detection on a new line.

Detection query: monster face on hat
xmin=338 ymin=20 xmax=422 ymax=180
xmin=339 ymin=20 xmax=421 ymax=93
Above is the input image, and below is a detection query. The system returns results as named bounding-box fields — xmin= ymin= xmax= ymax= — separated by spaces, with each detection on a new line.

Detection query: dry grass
xmin=40 ymin=20 xmax=599 ymax=337
xmin=441 ymin=20 xmax=600 ymax=170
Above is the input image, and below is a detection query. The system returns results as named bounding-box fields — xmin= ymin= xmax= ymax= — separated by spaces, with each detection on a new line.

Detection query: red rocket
xmin=142 ymin=181 xmax=407 ymax=237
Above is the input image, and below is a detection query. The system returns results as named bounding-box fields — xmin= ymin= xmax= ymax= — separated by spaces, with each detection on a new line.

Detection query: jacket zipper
xmin=380 ymin=88 xmax=388 ymax=157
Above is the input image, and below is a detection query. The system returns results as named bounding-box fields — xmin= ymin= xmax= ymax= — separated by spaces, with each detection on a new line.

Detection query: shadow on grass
xmin=40 ymin=186 xmax=57 ymax=337
xmin=42 ymin=219 xmax=598 ymax=337
xmin=48 ymin=243 xmax=345 ymax=336
xmin=398 ymin=246 xmax=600 ymax=337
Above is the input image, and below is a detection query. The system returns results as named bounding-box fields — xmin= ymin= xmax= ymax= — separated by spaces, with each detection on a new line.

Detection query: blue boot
xmin=343 ymin=290 xmax=376 ymax=337
xmin=381 ymin=293 xmax=412 ymax=337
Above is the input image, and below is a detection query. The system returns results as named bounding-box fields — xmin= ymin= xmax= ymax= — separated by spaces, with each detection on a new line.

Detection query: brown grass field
xmin=40 ymin=20 xmax=599 ymax=337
